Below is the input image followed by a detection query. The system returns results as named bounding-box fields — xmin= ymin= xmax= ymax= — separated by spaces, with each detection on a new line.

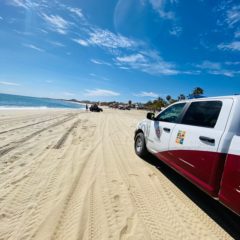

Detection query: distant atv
xmin=89 ymin=104 xmax=103 ymax=112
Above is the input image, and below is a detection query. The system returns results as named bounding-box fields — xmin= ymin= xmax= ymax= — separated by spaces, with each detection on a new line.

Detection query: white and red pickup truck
xmin=134 ymin=96 xmax=240 ymax=215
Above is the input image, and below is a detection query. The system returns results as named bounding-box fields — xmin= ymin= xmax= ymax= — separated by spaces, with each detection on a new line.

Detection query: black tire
xmin=134 ymin=132 xmax=148 ymax=158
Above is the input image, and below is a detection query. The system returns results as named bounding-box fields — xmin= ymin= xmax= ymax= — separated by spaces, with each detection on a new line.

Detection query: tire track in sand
xmin=53 ymin=119 xmax=81 ymax=149
xmin=0 ymin=114 xmax=69 ymax=135
xmin=0 ymin=116 xmax=82 ymax=240
xmin=24 ymin=115 xmax=103 ymax=240
xmin=0 ymin=114 xmax=78 ymax=157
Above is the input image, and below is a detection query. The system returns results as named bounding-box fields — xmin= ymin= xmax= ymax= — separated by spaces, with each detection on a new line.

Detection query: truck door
xmin=168 ymin=99 xmax=233 ymax=197
xmin=146 ymin=103 xmax=186 ymax=161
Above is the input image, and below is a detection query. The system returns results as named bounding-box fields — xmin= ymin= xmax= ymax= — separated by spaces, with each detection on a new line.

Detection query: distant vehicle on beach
xmin=89 ymin=104 xmax=103 ymax=112
xmin=134 ymin=95 xmax=240 ymax=216
xmin=118 ymin=105 xmax=130 ymax=110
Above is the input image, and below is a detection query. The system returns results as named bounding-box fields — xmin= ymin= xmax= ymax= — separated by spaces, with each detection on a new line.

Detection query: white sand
xmin=0 ymin=109 xmax=232 ymax=240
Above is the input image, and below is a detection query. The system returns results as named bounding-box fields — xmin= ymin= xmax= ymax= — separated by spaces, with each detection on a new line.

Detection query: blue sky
xmin=0 ymin=0 xmax=240 ymax=102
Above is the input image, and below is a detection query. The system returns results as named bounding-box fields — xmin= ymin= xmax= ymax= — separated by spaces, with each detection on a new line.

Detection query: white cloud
xmin=218 ymin=41 xmax=240 ymax=51
xmin=90 ymin=59 xmax=111 ymax=66
xmin=84 ymin=89 xmax=120 ymax=97
xmin=49 ymin=41 xmax=65 ymax=47
xmin=134 ymin=91 xmax=158 ymax=98
xmin=116 ymin=53 xmax=146 ymax=63
xmin=143 ymin=0 xmax=177 ymax=20
xmin=67 ymin=7 xmax=84 ymax=18
xmin=208 ymin=70 xmax=237 ymax=77
xmin=40 ymin=29 xmax=48 ymax=34
xmin=0 ymin=81 xmax=20 ymax=86
xmin=41 ymin=14 xmax=70 ymax=35
xmin=73 ymin=28 xmax=138 ymax=50
xmin=169 ymin=26 xmax=182 ymax=36
xmin=23 ymin=44 xmax=44 ymax=52
xmin=0 ymin=16 xmax=3 ymax=21
xmin=8 ymin=0 xmax=39 ymax=9
xmin=14 ymin=30 xmax=33 ymax=36
xmin=196 ymin=61 xmax=221 ymax=70
xmin=216 ymin=3 xmax=240 ymax=50
xmin=73 ymin=38 xmax=89 ymax=46
xmin=89 ymin=73 xmax=109 ymax=81
xmin=119 ymin=66 xmax=129 ymax=70
xmin=226 ymin=5 xmax=240 ymax=27
xmin=225 ymin=61 xmax=240 ymax=65
xmin=115 ymin=52 xmax=178 ymax=75
xmin=195 ymin=60 xmax=239 ymax=77
xmin=216 ymin=2 xmax=240 ymax=51
xmin=88 ymin=28 xmax=138 ymax=49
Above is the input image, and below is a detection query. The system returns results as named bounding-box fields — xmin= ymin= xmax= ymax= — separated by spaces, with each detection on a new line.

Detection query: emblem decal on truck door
xmin=154 ymin=121 xmax=161 ymax=139
xmin=176 ymin=130 xmax=186 ymax=144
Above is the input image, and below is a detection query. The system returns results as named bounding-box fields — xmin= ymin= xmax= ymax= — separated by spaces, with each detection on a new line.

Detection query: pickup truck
xmin=134 ymin=96 xmax=240 ymax=215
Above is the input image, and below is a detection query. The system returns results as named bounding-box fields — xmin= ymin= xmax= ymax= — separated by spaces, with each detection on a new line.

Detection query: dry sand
xmin=0 ymin=109 xmax=232 ymax=240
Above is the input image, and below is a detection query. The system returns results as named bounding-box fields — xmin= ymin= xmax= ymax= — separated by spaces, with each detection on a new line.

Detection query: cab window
xmin=155 ymin=103 xmax=186 ymax=123
xmin=181 ymin=101 xmax=222 ymax=128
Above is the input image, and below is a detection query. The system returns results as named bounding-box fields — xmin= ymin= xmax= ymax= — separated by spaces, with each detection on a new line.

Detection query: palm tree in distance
xmin=166 ymin=95 xmax=171 ymax=102
xmin=192 ymin=87 xmax=204 ymax=96
xmin=178 ymin=94 xmax=186 ymax=101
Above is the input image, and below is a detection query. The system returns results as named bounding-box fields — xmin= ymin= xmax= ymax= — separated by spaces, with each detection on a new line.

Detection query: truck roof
xmin=181 ymin=95 xmax=240 ymax=103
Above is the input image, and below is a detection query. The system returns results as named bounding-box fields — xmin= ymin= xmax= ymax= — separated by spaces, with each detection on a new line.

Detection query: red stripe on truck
xmin=154 ymin=150 xmax=240 ymax=215
xmin=155 ymin=150 xmax=226 ymax=197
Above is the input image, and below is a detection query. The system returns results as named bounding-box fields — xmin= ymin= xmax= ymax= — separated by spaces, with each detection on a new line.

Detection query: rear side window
xmin=181 ymin=101 xmax=222 ymax=128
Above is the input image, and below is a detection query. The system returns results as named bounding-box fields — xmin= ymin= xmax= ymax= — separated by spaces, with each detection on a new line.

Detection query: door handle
xmin=163 ymin=127 xmax=171 ymax=133
xmin=199 ymin=136 xmax=215 ymax=144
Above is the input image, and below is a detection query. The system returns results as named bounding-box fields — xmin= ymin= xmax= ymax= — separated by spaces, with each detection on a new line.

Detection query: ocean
xmin=0 ymin=93 xmax=85 ymax=109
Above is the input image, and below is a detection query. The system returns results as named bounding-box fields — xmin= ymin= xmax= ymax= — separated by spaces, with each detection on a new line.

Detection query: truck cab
xmin=134 ymin=96 xmax=240 ymax=215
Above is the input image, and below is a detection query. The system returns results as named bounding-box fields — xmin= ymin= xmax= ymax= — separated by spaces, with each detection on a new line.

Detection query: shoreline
xmin=0 ymin=106 xmax=85 ymax=110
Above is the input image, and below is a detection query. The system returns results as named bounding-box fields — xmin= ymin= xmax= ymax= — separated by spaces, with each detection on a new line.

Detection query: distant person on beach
xmin=86 ymin=104 xmax=88 ymax=111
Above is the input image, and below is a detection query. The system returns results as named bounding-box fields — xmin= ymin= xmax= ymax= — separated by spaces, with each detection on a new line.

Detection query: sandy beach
xmin=0 ymin=109 xmax=233 ymax=240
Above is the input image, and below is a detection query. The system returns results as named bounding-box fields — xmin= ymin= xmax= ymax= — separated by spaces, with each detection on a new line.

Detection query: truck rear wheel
xmin=135 ymin=132 xmax=148 ymax=158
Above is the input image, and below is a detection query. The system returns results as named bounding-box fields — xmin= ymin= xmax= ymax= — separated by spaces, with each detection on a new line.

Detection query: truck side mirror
xmin=146 ymin=112 xmax=155 ymax=120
